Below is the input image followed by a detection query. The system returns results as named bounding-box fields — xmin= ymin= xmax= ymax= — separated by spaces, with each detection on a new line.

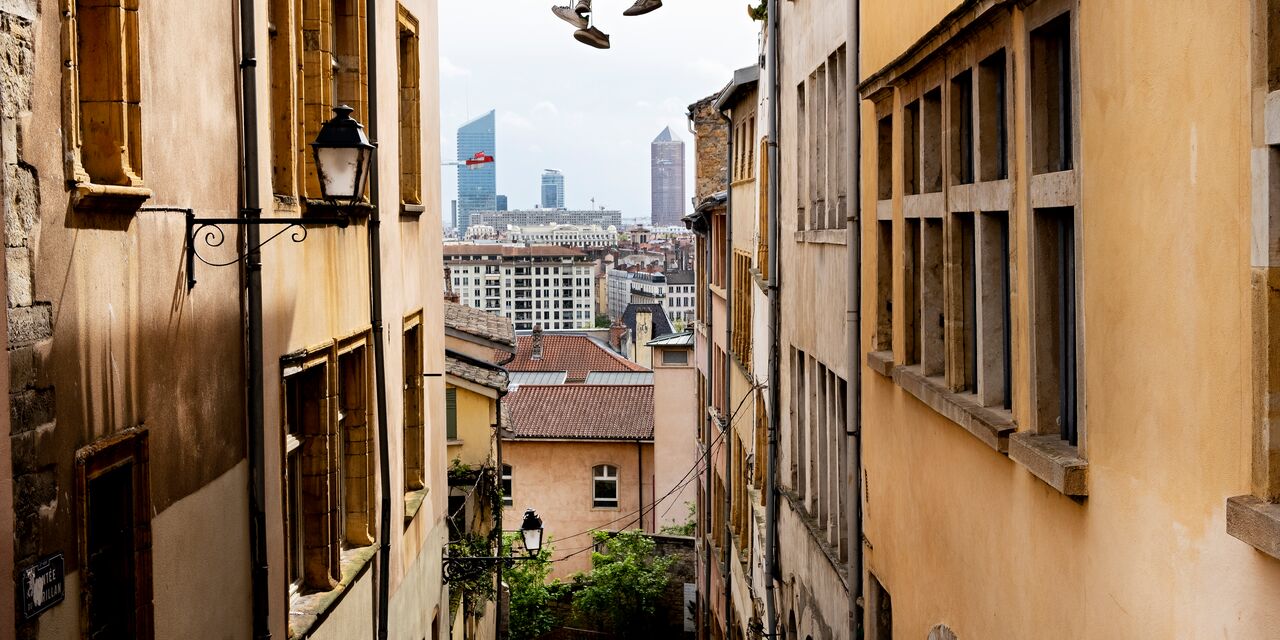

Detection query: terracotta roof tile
xmin=444 ymin=301 xmax=516 ymax=349
xmin=504 ymin=385 xmax=653 ymax=440
xmin=446 ymin=354 xmax=508 ymax=392
xmin=501 ymin=334 xmax=647 ymax=382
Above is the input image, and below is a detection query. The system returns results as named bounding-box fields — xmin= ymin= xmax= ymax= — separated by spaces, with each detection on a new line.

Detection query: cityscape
xmin=2 ymin=0 xmax=1279 ymax=640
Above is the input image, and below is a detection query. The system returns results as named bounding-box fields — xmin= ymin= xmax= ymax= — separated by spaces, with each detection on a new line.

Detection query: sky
xmin=437 ymin=0 xmax=760 ymax=225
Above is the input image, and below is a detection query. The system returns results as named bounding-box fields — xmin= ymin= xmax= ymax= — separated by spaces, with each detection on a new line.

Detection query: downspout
xmin=701 ymin=201 xmax=714 ymax=639
xmin=494 ymin=391 xmax=505 ymax=640
xmin=363 ymin=2 xmax=392 ymax=638
xmin=720 ymin=108 xmax=734 ymax=638
xmin=763 ymin=0 xmax=782 ymax=637
xmin=846 ymin=0 xmax=863 ymax=637
xmin=236 ymin=0 xmax=270 ymax=637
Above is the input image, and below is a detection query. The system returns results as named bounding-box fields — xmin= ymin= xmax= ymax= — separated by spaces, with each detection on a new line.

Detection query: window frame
xmin=591 ymin=464 xmax=620 ymax=509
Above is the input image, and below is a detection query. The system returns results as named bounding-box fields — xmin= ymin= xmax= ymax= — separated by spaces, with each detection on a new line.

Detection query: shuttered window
xmin=445 ymin=388 xmax=458 ymax=440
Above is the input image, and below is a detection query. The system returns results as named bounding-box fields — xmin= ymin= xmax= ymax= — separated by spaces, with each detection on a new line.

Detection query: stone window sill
xmin=1008 ymin=432 xmax=1088 ymax=497
xmin=400 ymin=202 xmax=425 ymax=217
xmin=71 ymin=182 xmax=152 ymax=215
xmin=404 ymin=487 xmax=429 ymax=526
xmin=867 ymin=350 xmax=894 ymax=378
xmin=446 ymin=438 xmax=464 ymax=446
xmin=288 ymin=544 xmax=378 ymax=639
xmin=1227 ymin=495 xmax=1280 ymax=560
xmin=891 ymin=364 xmax=1015 ymax=452
xmin=792 ymin=229 xmax=847 ymax=245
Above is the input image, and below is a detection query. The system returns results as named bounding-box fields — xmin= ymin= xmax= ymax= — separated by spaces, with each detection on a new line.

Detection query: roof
xmin=647 ymin=331 xmax=694 ymax=347
xmin=509 ymin=371 xmax=568 ymax=386
xmin=443 ymin=244 xmax=587 ymax=258
xmin=501 ymin=334 xmax=648 ymax=382
xmin=665 ymin=270 xmax=694 ymax=285
xmin=445 ymin=351 xmax=509 ymax=392
xmin=584 ymin=372 xmax=655 ymax=385
xmin=715 ymin=65 xmax=761 ymax=111
xmin=653 ymin=126 xmax=678 ymax=143
xmin=622 ymin=303 xmax=674 ymax=341
xmin=444 ymin=301 xmax=516 ymax=349
xmin=504 ymin=385 xmax=654 ymax=440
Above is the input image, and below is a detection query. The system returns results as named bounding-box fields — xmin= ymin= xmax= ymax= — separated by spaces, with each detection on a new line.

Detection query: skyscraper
xmin=650 ymin=127 xmax=686 ymax=227
xmin=541 ymin=169 xmax=565 ymax=209
xmin=456 ymin=110 xmax=497 ymax=235
xmin=496 ymin=195 xmax=508 ymax=211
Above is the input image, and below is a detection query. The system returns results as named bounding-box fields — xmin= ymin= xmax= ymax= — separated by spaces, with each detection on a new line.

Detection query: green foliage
xmin=445 ymin=533 xmax=498 ymax=621
xmin=504 ymin=534 xmax=563 ymax=640
xmin=747 ymin=1 xmax=767 ymax=21
xmin=594 ymin=313 xmax=612 ymax=328
xmin=659 ymin=501 xmax=696 ymax=537
xmin=571 ymin=530 xmax=674 ymax=638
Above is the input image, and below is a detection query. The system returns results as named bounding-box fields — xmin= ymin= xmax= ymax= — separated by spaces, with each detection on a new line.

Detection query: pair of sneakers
xmin=552 ymin=0 xmax=663 ymax=49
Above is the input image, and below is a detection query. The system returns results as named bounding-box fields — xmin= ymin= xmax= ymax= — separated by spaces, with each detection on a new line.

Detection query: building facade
xmin=607 ymin=268 xmax=667 ymax=319
xmin=665 ymin=270 xmax=696 ymax=324
xmin=540 ymin=169 xmax=565 ymax=209
xmin=470 ymin=208 xmax=623 ymax=230
xmin=444 ymin=245 xmax=598 ymax=332
xmin=652 ymin=126 xmax=688 ymax=227
xmin=505 ymin=223 xmax=618 ymax=249
xmin=457 ymin=110 xmax=497 ymax=235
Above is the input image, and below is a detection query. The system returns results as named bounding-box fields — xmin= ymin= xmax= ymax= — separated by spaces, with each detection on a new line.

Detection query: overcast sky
xmin=437 ymin=0 xmax=760 ymax=225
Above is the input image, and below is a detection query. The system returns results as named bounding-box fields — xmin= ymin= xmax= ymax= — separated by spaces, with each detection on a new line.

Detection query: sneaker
xmin=573 ymin=26 xmax=610 ymax=49
xmin=574 ymin=0 xmax=592 ymax=17
xmin=552 ymin=5 xmax=587 ymax=28
xmin=622 ymin=0 xmax=661 ymax=16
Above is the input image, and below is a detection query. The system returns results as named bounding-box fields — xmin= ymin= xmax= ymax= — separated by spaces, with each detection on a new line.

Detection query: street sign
xmin=20 ymin=553 xmax=64 ymax=620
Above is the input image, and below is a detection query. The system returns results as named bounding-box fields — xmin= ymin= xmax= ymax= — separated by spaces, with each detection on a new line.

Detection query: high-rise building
xmin=650 ymin=127 xmax=686 ymax=227
xmin=496 ymin=194 xmax=508 ymax=211
xmin=541 ymin=169 xmax=565 ymax=209
xmin=456 ymin=110 xmax=497 ymax=235
xmin=443 ymin=244 xmax=598 ymax=332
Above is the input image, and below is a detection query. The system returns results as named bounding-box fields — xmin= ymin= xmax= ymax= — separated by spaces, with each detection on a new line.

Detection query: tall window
xmin=404 ymin=316 xmax=425 ymax=491
xmin=1030 ymin=13 xmax=1073 ymax=174
xmin=77 ymin=429 xmax=153 ymax=640
xmin=284 ymin=361 xmax=338 ymax=592
xmin=65 ymin=0 xmax=145 ymax=193
xmin=338 ymin=342 xmax=374 ymax=547
xmin=397 ymin=6 xmax=422 ymax=206
xmin=502 ymin=464 xmax=513 ymax=507
xmin=1033 ymin=208 xmax=1078 ymax=445
xmin=445 ymin=387 xmax=458 ymax=441
xmin=592 ymin=464 xmax=619 ymax=508
xmin=299 ymin=0 xmax=368 ymax=200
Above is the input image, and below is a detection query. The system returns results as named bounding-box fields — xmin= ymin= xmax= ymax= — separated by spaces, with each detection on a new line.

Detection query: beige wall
xmin=502 ymin=439 xmax=655 ymax=577
xmin=447 ymin=382 xmax=497 ymax=467
xmin=858 ymin=0 xmax=1280 ymax=637
xmin=654 ymin=346 xmax=698 ymax=530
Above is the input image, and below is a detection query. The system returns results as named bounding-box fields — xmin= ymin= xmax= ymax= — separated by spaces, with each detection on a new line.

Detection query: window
xmin=397 ymin=6 xmax=421 ymax=205
xmin=903 ymin=99 xmax=920 ymax=195
xmin=283 ymin=360 xmax=338 ymax=591
xmin=404 ymin=315 xmax=425 ymax=491
xmin=268 ymin=0 xmax=298 ymax=197
xmin=950 ymin=70 xmax=974 ymax=185
xmin=77 ymin=428 xmax=153 ymax=640
xmin=1030 ymin=13 xmax=1073 ymax=174
xmin=1033 ymin=208 xmax=1078 ymax=445
xmin=338 ymin=342 xmax=374 ymax=547
xmin=955 ymin=212 xmax=978 ymax=391
xmin=876 ymin=114 xmax=893 ymax=200
xmin=64 ymin=0 xmax=146 ymax=200
xmin=795 ymin=81 xmax=807 ymax=228
xmin=592 ymin=464 xmax=619 ymax=508
xmin=920 ymin=219 xmax=944 ymax=375
xmin=445 ymin=387 xmax=458 ymax=440
xmin=662 ymin=349 xmax=689 ymax=365
xmin=921 ymin=88 xmax=943 ymax=193
xmin=502 ymin=464 xmax=513 ymax=507
xmin=732 ymin=250 xmax=753 ymax=368
xmin=808 ymin=63 xmax=827 ymax=230
xmin=874 ymin=220 xmax=893 ymax=352
xmin=868 ymin=573 xmax=893 ymax=640
xmin=978 ymin=49 xmax=1008 ymax=181
xmin=299 ymin=0 xmax=368 ymax=201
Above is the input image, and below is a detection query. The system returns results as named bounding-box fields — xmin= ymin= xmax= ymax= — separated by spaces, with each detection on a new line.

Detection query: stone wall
xmin=689 ymin=94 xmax=728 ymax=205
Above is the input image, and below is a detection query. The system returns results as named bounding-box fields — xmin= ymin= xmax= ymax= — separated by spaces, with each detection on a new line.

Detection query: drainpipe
xmin=236 ymin=0 xmax=270 ymax=637
xmin=363 ymin=1 xmax=393 ymax=637
xmin=720 ymin=107 xmax=734 ymax=638
xmin=846 ymin=0 xmax=864 ymax=637
xmin=764 ymin=0 xmax=782 ymax=637
xmin=494 ymin=392 xmax=505 ymax=640
xmin=701 ymin=198 xmax=714 ymax=638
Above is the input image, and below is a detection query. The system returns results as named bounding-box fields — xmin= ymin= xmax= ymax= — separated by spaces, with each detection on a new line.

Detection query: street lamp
xmin=184 ymin=105 xmax=376 ymax=289
xmin=311 ymin=105 xmax=376 ymax=205
xmin=519 ymin=509 xmax=544 ymax=557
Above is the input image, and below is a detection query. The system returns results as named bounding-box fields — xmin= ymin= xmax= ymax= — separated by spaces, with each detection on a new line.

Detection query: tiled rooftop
xmin=504 ymin=384 xmax=654 ymax=440
xmin=445 ymin=353 xmax=508 ymax=392
xmin=444 ymin=301 xmax=516 ymax=349
xmin=501 ymin=334 xmax=648 ymax=382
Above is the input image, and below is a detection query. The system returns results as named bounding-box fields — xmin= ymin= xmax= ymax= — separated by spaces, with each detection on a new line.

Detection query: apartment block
xmin=470 ymin=208 xmax=624 ymax=230
xmin=444 ymin=244 xmax=598 ymax=332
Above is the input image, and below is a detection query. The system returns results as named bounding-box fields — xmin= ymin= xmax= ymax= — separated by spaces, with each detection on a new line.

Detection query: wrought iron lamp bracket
xmin=185 ymin=208 xmax=351 ymax=289
xmin=440 ymin=554 xmax=537 ymax=583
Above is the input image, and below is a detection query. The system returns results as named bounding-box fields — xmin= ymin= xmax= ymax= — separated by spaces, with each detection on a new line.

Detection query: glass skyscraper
xmin=541 ymin=169 xmax=565 ymax=209
xmin=456 ymin=110 xmax=497 ymax=234
xmin=650 ymin=127 xmax=686 ymax=227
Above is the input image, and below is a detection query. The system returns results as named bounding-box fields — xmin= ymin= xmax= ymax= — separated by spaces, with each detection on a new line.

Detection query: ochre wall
xmin=447 ymin=383 xmax=495 ymax=467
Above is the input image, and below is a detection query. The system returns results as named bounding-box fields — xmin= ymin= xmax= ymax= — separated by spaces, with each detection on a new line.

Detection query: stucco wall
xmin=502 ymin=439 xmax=655 ymax=577
xmin=447 ymin=383 xmax=496 ymax=467
xmin=858 ymin=0 xmax=1280 ymax=638
xmin=654 ymin=348 xmax=698 ymax=530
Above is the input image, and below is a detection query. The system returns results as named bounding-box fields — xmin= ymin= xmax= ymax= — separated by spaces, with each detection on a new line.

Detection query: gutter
xmin=363 ymin=1 xmax=393 ymax=637
xmin=847 ymin=0 xmax=864 ymax=637
xmin=235 ymin=0 xmax=270 ymax=636
xmin=764 ymin=0 xmax=782 ymax=636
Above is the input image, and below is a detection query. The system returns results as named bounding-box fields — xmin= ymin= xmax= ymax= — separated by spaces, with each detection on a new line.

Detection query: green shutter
xmin=446 ymin=388 xmax=458 ymax=440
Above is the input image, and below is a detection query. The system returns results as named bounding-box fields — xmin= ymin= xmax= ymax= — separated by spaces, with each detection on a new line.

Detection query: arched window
xmin=592 ymin=464 xmax=619 ymax=508
xmin=501 ymin=464 xmax=513 ymax=507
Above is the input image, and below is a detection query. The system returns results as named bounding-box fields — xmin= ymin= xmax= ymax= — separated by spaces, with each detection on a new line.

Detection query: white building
xmin=606 ymin=267 xmax=666 ymax=319
xmin=504 ymin=223 xmax=618 ymax=248
xmin=664 ymin=270 xmax=695 ymax=323
xmin=444 ymin=244 xmax=598 ymax=332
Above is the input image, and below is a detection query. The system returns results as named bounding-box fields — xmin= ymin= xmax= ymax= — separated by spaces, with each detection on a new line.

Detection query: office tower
xmin=456 ymin=110 xmax=497 ymax=235
xmin=496 ymin=194 xmax=508 ymax=211
xmin=650 ymin=127 xmax=686 ymax=227
xmin=541 ymin=169 xmax=565 ymax=209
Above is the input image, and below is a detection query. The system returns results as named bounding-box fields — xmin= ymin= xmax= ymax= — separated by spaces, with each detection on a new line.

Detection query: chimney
xmin=531 ymin=325 xmax=543 ymax=360
xmin=443 ymin=266 xmax=460 ymax=303
xmin=609 ymin=319 xmax=627 ymax=353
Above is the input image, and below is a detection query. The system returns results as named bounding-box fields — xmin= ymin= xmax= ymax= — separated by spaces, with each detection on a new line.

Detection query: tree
xmin=659 ymin=501 xmax=696 ymax=537
xmin=594 ymin=313 xmax=612 ymax=328
xmin=503 ymin=534 xmax=561 ymax=640
xmin=571 ymin=530 xmax=674 ymax=638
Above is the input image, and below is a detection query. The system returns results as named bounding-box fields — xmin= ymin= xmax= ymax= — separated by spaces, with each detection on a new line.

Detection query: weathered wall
xmin=653 ymin=346 xmax=698 ymax=530
xmin=858 ymin=0 xmax=1280 ymax=638
xmin=502 ymin=439 xmax=655 ymax=577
